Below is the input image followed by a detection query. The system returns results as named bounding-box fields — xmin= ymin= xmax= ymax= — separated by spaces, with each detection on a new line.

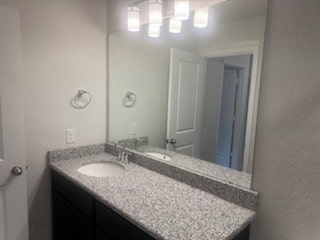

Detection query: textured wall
xmin=251 ymin=0 xmax=320 ymax=239
xmin=0 ymin=0 xmax=107 ymax=239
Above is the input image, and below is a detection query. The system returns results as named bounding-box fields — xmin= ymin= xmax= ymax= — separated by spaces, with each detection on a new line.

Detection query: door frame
xmin=198 ymin=43 xmax=262 ymax=174
xmin=216 ymin=64 xmax=247 ymax=170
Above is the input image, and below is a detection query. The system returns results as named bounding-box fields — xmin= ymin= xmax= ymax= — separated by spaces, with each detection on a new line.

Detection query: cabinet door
xmin=232 ymin=225 xmax=250 ymax=240
xmin=95 ymin=227 xmax=113 ymax=240
xmin=95 ymin=200 xmax=154 ymax=240
xmin=53 ymin=190 xmax=94 ymax=240
xmin=52 ymin=170 xmax=94 ymax=219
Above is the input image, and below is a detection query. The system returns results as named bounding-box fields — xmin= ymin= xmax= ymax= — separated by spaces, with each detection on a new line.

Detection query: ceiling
xmin=138 ymin=0 xmax=267 ymax=25
xmin=209 ymin=0 xmax=268 ymax=24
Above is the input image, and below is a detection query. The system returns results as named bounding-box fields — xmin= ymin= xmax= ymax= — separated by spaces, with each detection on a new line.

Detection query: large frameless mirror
xmin=108 ymin=0 xmax=268 ymax=189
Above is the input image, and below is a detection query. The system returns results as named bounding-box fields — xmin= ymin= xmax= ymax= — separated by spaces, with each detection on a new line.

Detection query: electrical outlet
xmin=131 ymin=123 xmax=137 ymax=135
xmin=66 ymin=129 xmax=76 ymax=144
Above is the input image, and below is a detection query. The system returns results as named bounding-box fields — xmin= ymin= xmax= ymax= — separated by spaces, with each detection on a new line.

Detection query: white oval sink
xmin=77 ymin=162 xmax=125 ymax=177
xmin=144 ymin=152 xmax=172 ymax=161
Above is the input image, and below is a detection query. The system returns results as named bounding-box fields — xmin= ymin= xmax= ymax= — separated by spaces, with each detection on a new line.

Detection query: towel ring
xmin=122 ymin=91 xmax=137 ymax=108
xmin=71 ymin=89 xmax=92 ymax=109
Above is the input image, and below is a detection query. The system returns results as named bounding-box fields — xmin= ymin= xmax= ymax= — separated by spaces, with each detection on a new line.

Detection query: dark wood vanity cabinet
xmin=52 ymin=170 xmax=249 ymax=240
xmin=52 ymin=170 xmax=153 ymax=240
xmin=52 ymin=190 xmax=94 ymax=240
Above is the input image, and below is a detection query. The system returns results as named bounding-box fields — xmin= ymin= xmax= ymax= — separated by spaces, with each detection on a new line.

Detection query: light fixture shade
xmin=194 ymin=7 xmax=209 ymax=28
xmin=148 ymin=24 xmax=160 ymax=38
xmin=174 ymin=0 xmax=190 ymax=21
xmin=127 ymin=6 xmax=140 ymax=32
xmin=169 ymin=18 xmax=182 ymax=33
xmin=149 ymin=0 xmax=162 ymax=26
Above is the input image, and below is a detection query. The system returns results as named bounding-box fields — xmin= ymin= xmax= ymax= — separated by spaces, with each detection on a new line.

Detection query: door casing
xmin=192 ymin=43 xmax=262 ymax=174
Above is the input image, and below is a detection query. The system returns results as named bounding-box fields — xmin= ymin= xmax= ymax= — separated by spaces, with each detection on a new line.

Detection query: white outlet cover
xmin=131 ymin=123 xmax=137 ymax=135
xmin=66 ymin=129 xmax=76 ymax=144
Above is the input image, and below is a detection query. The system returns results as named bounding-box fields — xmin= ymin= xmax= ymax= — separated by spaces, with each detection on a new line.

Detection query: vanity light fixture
xmin=194 ymin=7 xmax=209 ymax=28
xmin=174 ymin=0 xmax=190 ymax=21
xmin=148 ymin=24 xmax=161 ymax=37
xmin=169 ymin=18 xmax=182 ymax=33
xmin=149 ymin=0 xmax=163 ymax=26
xmin=127 ymin=6 xmax=140 ymax=32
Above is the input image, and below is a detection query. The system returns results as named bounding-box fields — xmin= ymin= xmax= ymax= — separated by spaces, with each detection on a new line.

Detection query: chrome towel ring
xmin=122 ymin=91 xmax=137 ymax=108
xmin=71 ymin=89 xmax=92 ymax=109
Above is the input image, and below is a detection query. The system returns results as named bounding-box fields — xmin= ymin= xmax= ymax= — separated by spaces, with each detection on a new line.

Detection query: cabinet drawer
xmin=95 ymin=200 xmax=154 ymax=240
xmin=95 ymin=227 xmax=113 ymax=240
xmin=52 ymin=170 xmax=94 ymax=220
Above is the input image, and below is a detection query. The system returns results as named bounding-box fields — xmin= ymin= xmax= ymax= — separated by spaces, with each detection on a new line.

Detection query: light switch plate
xmin=66 ymin=129 xmax=76 ymax=144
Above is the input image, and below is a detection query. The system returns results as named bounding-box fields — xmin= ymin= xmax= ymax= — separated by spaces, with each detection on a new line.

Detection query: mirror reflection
xmin=108 ymin=0 xmax=268 ymax=189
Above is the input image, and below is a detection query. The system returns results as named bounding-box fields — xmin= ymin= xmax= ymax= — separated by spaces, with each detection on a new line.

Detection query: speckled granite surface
xmin=49 ymin=153 xmax=256 ymax=240
xmin=113 ymin=136 xmax=149 ymax=149
xmin=137 ymin=145 xmax=252 ymax=189
xmin=105 ymin=143 xmax=258 ymax=211
xmin=48 ymin=143 xmax=105 ymax=161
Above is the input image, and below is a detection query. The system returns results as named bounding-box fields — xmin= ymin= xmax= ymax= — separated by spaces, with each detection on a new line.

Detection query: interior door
xmin=166 ymin=48 xmax=206 ymax=158
xmin=0 ymin=6 xmax=29 ymax=240
xmin=216 ymin=68 xmax=238 ymax=168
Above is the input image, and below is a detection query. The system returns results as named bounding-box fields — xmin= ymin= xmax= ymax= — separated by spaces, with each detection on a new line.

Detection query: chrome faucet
xmin=114 ymin=141 xmax=132 ymax=164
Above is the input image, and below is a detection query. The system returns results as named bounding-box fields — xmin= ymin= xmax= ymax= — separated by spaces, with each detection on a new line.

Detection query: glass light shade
xmin=127 ymin=6 xmax=140 ymax=32
xmin=174 ymin=0 xmax=190 ymax=21
xmin=148 ymin=24 xmax=160 ymax=38
xmin=194 ymin=7 xmax=209 ymax=28
xmin=149 ymin=0 xmax=162 ymax=26
xmin=169 ymin=18 xmax=182 ymax=33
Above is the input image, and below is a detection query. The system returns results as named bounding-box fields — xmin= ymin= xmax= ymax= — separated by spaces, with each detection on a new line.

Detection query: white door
xmin=0 ymin=6 xmax=29 ymax=240
xmin=166 ymin=48 xmax=206 ymax=158
xmin=216 ymin=68 xmax=238 ymax=168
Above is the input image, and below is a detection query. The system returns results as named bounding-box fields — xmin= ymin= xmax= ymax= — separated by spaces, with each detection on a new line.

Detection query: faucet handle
xmin=114 ymin=141 xmax=124 ymax=151
xmin=124 ymin=151 xmax=132 ymax=164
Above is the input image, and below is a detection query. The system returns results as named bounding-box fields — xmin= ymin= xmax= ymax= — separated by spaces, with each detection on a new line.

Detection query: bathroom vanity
xmin=49 ymin=144 xmax=256 ymax=240
xmin=50 ymin=0 xmax=267 ymax=238
xmin=52 ymin=171 xmax=153 ymax=240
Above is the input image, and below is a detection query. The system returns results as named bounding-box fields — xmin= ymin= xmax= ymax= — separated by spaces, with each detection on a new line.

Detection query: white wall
xmin=0 ymin=0 xmax=107 ymax=239
xmin=197 ymin=16 xmax=266 ymax=54
xmin=251 ymin=0 xmax=320 ymax=239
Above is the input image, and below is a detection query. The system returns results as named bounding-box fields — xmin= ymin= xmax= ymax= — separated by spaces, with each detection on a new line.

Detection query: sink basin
xmin=77 ymin=161 xmax=125 ymax=177
xmin=144 ymin=152 xmax=172 ymax=161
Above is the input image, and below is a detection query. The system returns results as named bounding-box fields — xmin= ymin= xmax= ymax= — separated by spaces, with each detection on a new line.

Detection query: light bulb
xmin=194 ymin=7 xmax=209 ymax=28
xmin=148 ymin=24 xmax=160 ymax=38
xmin=169 ymin=18 xmax=182 ymax=33
xmin=174 ymin=0 xmax=190 ymax=21
xmin=127 ymin=6 xmax=140 ymax=32
xmin=149 ymin=0 xmax=162 ymax=26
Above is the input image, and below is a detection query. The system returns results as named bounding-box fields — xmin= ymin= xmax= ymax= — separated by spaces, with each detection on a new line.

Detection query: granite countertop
xmin=137 ymin=145 xmax=252 ymax=189
xmin=49 ymin=152 xmax=255 ymax=240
